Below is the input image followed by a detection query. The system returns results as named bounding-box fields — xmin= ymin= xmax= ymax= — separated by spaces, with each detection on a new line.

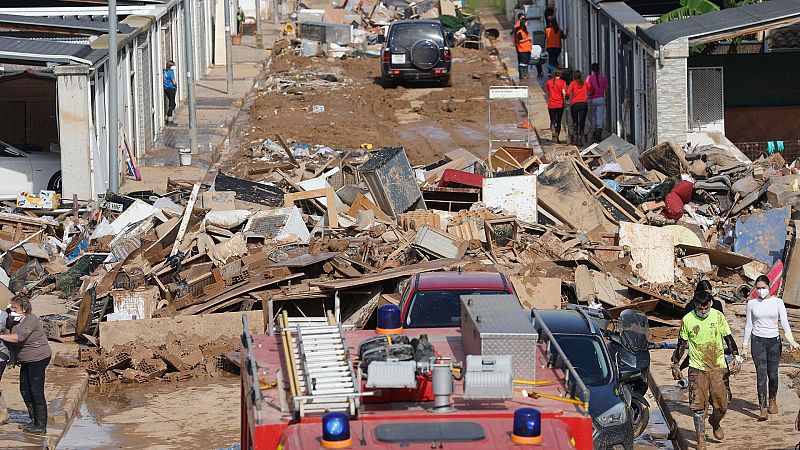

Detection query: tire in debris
xmin=411 ymin=39 xmax=440 ymax=70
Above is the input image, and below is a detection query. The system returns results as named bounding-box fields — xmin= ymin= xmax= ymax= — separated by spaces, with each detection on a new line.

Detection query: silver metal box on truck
xmin=460 ymin=294 xmax=538 ymax=380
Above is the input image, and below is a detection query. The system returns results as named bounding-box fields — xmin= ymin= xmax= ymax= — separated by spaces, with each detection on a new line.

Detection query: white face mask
xmin=757 ymin=288 xmax=769 ymax=299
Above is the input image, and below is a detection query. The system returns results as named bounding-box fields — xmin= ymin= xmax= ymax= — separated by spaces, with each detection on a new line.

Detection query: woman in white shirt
xmin=743 ymin=275 xmax=800 ymax=421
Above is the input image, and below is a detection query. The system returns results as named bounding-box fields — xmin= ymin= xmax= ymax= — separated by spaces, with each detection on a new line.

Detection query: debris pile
xmin=53 ymin=333 xmax=240 ymax=385
xmin=5 ymin=120 xmax=800 ymax=386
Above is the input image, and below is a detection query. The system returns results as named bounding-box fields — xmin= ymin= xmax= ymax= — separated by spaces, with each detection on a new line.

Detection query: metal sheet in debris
xmin=359 ymin=147 xmax=422 ymax=217
xmin=298 ymin=21 xmax=353 ymax=45
xmin=734 ymin=207 xmax=790 ymax=265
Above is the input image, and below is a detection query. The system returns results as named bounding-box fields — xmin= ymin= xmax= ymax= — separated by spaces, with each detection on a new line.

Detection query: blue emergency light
xmin=376 ymin=304 xmax=402 ymax=335
xmin=321 ymin=411 xmax=352 ymax=448
xmin=511 ymin=407 xmax=543 ymax=445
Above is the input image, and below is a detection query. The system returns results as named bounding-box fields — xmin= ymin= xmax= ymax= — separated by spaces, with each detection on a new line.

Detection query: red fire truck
xmin=240 ymin=294 xmax=593 ymax=449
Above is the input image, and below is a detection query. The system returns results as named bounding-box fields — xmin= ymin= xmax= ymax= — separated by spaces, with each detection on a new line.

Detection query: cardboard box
xmin=16 ymin=190 xmax=61 ymax=209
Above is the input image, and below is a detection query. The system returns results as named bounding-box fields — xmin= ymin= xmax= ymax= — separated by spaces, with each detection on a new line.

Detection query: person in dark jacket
xmin=683 ymin=279 xmax=724 ymax=316
xmin=0 ymin=295 xmax=52 ymax=435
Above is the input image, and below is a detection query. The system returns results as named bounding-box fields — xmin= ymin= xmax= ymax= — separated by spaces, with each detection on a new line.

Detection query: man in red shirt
xmin=545 ymin=68 xmax=567 ymax=143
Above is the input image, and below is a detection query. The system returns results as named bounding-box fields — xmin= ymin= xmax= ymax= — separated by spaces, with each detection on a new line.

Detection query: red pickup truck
xmin=398 ymin=271 xmax=517 ymax=328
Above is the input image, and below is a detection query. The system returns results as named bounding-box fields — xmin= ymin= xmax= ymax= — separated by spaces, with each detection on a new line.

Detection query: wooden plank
xmin=606 ymin=299 xmax=660 ymax=319
xmin=676 ymin=244 xmax=753 ymax=268
xmin=180 ymin=272 xmax=304 ymax=315
xmin=347 ymin=193 xmax=390 ymax=222
xmin=170 ymin=183 xmax=201 ymax=256
xmin=283 ymin=187 xmax=339 ymax=228
xmin=311 ymin=258 xmax=460 ymax=290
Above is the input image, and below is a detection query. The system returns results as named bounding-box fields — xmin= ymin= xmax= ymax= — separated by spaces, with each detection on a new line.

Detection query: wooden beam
xmin=283 ymin=187 xmax=339 ymax=228
xmin=171 ymin=183 xmax=201 ymax=256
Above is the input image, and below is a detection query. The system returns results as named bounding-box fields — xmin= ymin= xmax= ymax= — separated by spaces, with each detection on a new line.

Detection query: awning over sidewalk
xmin=637 ymin=0 xmax=800 ymax=48
xmin=0 ymin=36 xmax=105 ymax=65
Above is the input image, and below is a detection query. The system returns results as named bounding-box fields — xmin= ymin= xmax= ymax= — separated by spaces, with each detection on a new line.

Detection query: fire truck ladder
xmin=279 ymin=311 xmax=360 ymax=418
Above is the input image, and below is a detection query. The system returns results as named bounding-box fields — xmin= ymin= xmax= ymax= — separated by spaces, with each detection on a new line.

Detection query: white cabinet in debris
xmin=481 ymin=174 xmax=537 ymax=225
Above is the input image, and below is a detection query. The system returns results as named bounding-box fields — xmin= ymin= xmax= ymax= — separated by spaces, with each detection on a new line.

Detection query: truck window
xmin=389 ymin=23 xmax=445 ymax=48
xmin=405 ymin=289 xmax=508 ymax=328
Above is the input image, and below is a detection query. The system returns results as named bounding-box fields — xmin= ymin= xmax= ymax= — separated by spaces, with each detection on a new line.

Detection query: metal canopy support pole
xmin=255 ymin=0 xmax=263 ymax=48
xmin=108 ymin=0 xmax=119 ymax=193
xmin=183 ymin=0 xmax=198 ymax=155
xmin=224 ymin=0 xmax=234 ymax=94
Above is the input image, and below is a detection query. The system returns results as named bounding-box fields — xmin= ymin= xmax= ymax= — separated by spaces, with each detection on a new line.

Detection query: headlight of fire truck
xmin=596 ymin=402 xmax=627 ymax=427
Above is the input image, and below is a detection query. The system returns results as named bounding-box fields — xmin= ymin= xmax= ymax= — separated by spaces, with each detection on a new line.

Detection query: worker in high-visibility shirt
xmin=514 ymin=17 xmax=533 ymax=80
xmin=545 ymin=19 xmax=567 ymax=72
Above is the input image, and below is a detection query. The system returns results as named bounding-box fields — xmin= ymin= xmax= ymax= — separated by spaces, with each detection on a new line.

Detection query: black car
xmin=380 ymin=19 xmax=452 ymax=88
xmin=532 ymin=308 xmax=636 ymax=450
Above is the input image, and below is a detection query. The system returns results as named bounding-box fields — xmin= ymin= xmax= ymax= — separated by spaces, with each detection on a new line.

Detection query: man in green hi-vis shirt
xmin=671 ymin=290 xmax=741 ymax=450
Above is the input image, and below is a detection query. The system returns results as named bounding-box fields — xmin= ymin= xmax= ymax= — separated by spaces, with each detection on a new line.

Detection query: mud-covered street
xmin=222 ymin=46 xmax=523 ymax=179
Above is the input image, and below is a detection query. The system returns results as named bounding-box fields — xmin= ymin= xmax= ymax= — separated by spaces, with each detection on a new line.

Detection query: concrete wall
xmin=54 ymin=65 xmax=95 ymax=200
xmin=654 ymin=37 xmax=689 ymax=146
xmin=100 ymin=310 xmax=265 ymax=350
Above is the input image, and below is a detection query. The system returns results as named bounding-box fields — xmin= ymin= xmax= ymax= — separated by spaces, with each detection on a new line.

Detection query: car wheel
xmin=381 ymin=75 xmax=396 ymax=89
xmin=47 ymin=171 xmax=62 ymax=193
xmin=441 ymin=75 xmax=452 ymax=87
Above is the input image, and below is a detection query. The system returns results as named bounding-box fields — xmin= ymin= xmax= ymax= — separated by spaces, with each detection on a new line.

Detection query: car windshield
xmin=553 ymin=335 xmax=612 ymax=387
xmin=389 ymin=23 xmax=445 ymax=48
xmin=405 ymin=289 xmax=508 ymax=328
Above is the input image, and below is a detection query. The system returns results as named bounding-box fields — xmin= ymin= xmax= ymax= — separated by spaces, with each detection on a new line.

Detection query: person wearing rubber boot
xmin=545 ymin=68 xmax=567 ymax=143
xmin=0 ymin=295 xmax=52 ymax=435
xmin=671 ymin=290 xmax=740 ymax=449
xmin=514 ymin=18 xmax=532 ymax=80
xmin=743 ymin=275 xmax=800 ymax=420
xmin=0 ymin=307 xmax=12 ymax=425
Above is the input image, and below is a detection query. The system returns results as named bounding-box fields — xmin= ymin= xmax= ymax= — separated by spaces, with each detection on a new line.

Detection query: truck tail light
xmin=444 ymin=48 xmax=452 ymax=62
xmin=383 ymin=49 xmax=390 ymax=62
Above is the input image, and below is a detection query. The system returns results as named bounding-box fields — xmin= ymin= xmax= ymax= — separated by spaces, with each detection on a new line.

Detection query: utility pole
xmin=224 ymin=0 xmax=234 ymax=94
xmin=273 ymin=0 xmax=280 ymax=24
xmin=108 ymin=0 xmax=119 ymax=193
xmin=183 ymin=0 xmax=198 ymax=154
xmin=255 ymin=0 xmax=263 ymax=48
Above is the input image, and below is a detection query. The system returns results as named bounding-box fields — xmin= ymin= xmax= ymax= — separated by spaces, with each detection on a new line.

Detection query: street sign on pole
xmin=489 ymin=86 xmax=530 ymax=100
xmin=487 ymin=85 xmax=531 ymax=174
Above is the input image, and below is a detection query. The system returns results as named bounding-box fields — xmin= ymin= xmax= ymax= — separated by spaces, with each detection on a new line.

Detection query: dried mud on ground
xmin=224 ymin=47 xmax=521 ymax=176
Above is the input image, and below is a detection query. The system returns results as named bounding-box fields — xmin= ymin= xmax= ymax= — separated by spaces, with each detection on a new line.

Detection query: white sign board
xmin=482 ymin=174 xmax=537 ymax=224
xmin=489 ymin=86 xmax=529 ymax=100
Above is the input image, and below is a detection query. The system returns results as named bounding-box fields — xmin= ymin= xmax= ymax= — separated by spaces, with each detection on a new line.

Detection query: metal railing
xmin=532 ymin=314 xmax=591 ymax=412
xmin=241 ymin=314 xmax=264 ymax=407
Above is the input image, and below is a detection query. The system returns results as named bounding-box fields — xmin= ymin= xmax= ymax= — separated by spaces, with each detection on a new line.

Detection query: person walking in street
xmin=544 ymin=0 xmax=556 ymax=28
xmin=671 ymin=290 xmax=740 ymax=450
xmin=565 ymin=70 xmax=592 ymax=146
xmin=163 ymin=60 xmax=177 ymax=125
xmin=514 ymin=17 xmax=533 ymax=80
xmin=743 ymin=274 xmax=800 ymax=421
xmin=586 ymin=63 xmax=608 ymax=143
xmin=0 ymin=295 xmax=52 ymax=435
xmin=545 ymin=68 xmax=567 ymax=143
xmin=0 ymin=308 xmax=12 ymax=425
xmin=545 ymin=19 xmax=566 ymax=72
xmin=681 ymin=280 xmax=732 ymax=401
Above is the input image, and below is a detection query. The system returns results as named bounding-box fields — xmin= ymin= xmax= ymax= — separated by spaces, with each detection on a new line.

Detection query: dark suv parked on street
xmin=532 ymin=308 xmax=636 ymax=450
xmin=380 ymin=19 xmax=452 ymax=88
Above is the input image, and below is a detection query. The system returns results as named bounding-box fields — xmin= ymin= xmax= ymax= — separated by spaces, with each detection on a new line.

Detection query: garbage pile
xmin=270 ymin=0 xmax=484 ymax=59
xmin=3 ymin=128 xmax=800 ymax=385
